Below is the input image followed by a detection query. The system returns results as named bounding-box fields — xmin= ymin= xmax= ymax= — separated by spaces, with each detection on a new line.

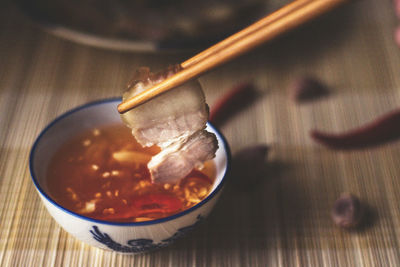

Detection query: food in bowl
xmin=30 ymin=60 xmax=226 ymax=252
xmin=30 ymin=99 xmax=229 ymax=253
xmin=43 ymin=65 xmax=220 ymax=223
xmin=46 ymin=123 xmax=217 ymax=222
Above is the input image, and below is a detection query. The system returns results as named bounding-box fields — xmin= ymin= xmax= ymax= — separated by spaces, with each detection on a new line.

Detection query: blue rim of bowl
xmin=29 ymin=98 xmax=231 ymax=226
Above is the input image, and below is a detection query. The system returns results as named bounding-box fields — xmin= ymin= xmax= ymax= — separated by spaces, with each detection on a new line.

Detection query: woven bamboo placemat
xmin=1 ymin=0 xmax=400 ymax=266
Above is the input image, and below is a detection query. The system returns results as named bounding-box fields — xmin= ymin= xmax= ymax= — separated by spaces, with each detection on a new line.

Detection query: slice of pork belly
xmin=120 ymin=66 xmax=218 ymax=183
xmin=120 ymin=66 xmax=209 ymax=147
xmin=148 ymin=130 xmax=218 ymax=184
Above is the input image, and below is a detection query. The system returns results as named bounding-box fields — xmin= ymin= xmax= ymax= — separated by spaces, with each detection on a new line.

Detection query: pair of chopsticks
xmin=118 ymin=0 xmax=348 ymax=114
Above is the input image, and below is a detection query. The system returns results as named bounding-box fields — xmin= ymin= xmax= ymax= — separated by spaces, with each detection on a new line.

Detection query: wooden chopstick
xmin=118 ymin=0 xmax=348 ymax=114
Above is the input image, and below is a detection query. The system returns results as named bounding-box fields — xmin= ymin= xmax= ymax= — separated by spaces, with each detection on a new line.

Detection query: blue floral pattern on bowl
xmin=90 ymin=214 xmax=204 ymax=253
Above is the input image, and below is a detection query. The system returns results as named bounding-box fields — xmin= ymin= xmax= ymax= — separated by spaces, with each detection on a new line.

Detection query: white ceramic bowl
xmin=29 ymin=98 xmax=230 ymax=253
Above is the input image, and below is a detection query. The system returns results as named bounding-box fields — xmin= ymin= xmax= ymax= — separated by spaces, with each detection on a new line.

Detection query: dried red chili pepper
xmin=99 ymin=193 xmax=183 ymax=221
xmin=209 ymin=82 xmax=258 ymax=126
xmin=395 ymin=26 xmax=400 ymax=48
xmin=395 ymin=0 xmax=400 ymax=19
xmin=311 ymin=109 xmax=400 ymax=149
xmin=132 ymin=193 xmax=183 ymax=217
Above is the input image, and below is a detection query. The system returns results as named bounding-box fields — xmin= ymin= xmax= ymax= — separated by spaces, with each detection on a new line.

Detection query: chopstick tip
xmin=117 ymin=103 xmax=126 ymax=114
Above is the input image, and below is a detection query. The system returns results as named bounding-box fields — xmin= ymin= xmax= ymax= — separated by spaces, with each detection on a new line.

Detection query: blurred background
xmin=15 ymin=0 xmax=269 ymax=51
xmin=1 ymin=0 xmax=400 ymax=266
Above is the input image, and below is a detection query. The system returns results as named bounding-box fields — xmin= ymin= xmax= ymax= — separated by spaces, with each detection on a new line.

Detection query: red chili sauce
xmin=46 ymin=124 xmax=216 ymax=222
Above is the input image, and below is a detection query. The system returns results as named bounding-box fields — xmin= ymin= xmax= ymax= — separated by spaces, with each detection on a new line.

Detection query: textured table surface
xmin=1 ymin=0 xmax=400 ymax=266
